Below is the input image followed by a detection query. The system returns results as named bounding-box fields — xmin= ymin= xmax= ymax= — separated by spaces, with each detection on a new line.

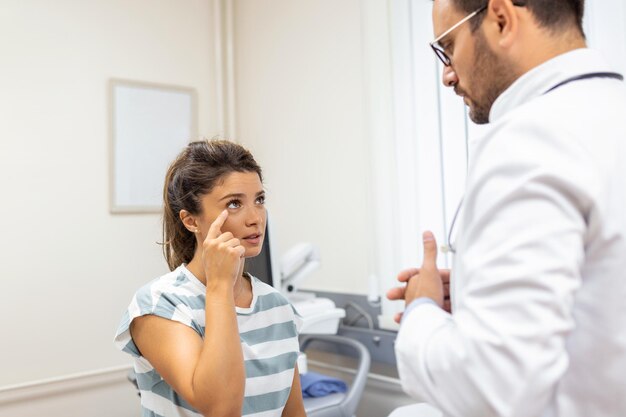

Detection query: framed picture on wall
xmin=109 ymin=79 xmax=197 ymax=213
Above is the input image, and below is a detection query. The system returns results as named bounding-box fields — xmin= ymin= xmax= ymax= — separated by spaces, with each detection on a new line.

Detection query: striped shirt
xmin=114 ymin=265 xmax=302 ymax=417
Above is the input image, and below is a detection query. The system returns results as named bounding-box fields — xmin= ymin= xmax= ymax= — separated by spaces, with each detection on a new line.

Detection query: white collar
xmin=489 ymin=48 xmax=617 ymax=122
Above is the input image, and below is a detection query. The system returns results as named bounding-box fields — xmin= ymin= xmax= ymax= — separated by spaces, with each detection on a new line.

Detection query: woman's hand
xmin=201 ymin=210 xmax=245 ymax=294
xmin=131 ymin=211 xmax=247 ymax=417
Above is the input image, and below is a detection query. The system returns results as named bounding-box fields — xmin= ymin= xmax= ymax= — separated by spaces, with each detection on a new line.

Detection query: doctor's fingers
xmin=386 ymin=286 xmax=406 ymax=301
xmin=393 ymin=312 xmax=403 ymax=324
xmin=397 ymin=268 xmax=450 ymax=284
xmin=421 ymin=231 xmax=439 ymax=270
xmin=396 ymin=268 xmax=420 ymax=283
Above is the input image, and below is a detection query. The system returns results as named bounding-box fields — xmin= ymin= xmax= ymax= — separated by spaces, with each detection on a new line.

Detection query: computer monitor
xmin=244 ymin=216 xmax=281 ymax=292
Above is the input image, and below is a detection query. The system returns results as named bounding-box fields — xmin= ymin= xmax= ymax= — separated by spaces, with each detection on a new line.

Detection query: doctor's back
xmin=546 ymin=69 xmax=626 ymax=416
xmin=450 ymin=54 xmax=626 ymax=416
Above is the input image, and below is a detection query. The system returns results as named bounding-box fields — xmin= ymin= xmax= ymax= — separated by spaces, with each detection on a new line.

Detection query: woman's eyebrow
xmin=219 ymin=190 xmax=264 ymax=201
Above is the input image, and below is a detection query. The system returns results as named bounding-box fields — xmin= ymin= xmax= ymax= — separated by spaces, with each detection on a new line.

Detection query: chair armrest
xmin=300 ymin=334 xmax=371 ymax=417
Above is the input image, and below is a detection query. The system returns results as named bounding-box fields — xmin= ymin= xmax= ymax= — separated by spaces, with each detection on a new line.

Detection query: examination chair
xmin=300 ymin=334 xmax=371 ymax=417
xmin=127 ymin=334 xmax=370 ymax=417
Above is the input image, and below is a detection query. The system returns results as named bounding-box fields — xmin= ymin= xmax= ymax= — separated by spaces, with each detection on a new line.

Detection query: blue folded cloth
xmin=300 ymin=371 xmax=347 ymax=398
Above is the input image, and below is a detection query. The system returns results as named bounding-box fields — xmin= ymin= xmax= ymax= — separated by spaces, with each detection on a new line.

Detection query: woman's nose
xmin=442 ymin=65 xmax=458 ymax=87
xmin=245 ymin=206 xmax=261 ymax=226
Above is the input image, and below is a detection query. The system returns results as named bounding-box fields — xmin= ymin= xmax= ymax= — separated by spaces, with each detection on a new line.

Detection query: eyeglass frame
xmin=429 ymin=1 xmax=526 ymax=67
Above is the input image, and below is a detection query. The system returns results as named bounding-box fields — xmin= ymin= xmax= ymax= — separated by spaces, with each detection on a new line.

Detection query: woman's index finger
xmin=207 ymin=210 xmax=229 ymax=239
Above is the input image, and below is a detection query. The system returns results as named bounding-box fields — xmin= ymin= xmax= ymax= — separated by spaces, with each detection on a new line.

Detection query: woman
xmin=114 ymin=139 xmax=306 ymax=417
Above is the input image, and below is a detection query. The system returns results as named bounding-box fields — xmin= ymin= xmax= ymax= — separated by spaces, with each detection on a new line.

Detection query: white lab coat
xmin=395 ymin=49 xmax=626 ymax=417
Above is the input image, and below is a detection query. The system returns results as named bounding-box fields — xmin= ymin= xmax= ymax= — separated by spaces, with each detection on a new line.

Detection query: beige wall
xmin=0 ymin=0 xmax=389 ymax=412
xmin=0 ymin=0 xmax=219 ymax=388
xmin=232 ymin=0 xmax=376 ymax=295
xmin=0 ymin=367 xmax=138 ymax=417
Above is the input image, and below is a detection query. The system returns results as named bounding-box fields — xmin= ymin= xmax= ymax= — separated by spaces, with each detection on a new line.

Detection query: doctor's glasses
xmin=429 ymin=1 xmax=527 ymax=67
xmin=429 ymin=5 xmax=487 ymax=67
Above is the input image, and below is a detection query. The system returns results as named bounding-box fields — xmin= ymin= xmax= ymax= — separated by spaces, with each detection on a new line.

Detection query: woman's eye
xmin=256 ymin=195 xmax=266 ymax=205
xmin=227 ymin=200 xmax=242 ymax=209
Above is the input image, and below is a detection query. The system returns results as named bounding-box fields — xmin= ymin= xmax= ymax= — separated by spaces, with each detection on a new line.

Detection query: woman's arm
xmin=132 ymin=211 xmax=246 ymax=417
xmin=281 ymin=364 xmax=306 ymax=417
xmin=131 ymin=295 xmax=244 ymax=417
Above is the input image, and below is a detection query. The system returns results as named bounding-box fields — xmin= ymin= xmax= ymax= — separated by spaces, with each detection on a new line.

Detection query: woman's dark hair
xmin=450 ymin=0 xmax=584 ymax=34
xmin=162 ymin=139 xmax=263 ymax=271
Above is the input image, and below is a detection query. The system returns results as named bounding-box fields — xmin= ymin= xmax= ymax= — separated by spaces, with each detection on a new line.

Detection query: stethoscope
xmin=441 ymin=71 xmax=623 ymax=255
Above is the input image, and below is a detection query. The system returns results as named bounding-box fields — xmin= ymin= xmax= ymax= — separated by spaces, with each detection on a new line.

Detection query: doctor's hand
xmin=386 ymin=231 xmax=449 ymax=323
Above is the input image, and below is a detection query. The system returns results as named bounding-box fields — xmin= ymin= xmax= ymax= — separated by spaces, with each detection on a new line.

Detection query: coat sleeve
xmin=395 ymin=115 xmax=598 ymax=417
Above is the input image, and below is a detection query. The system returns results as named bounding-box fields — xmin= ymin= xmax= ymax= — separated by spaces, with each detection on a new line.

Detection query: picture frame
xmin=109 ymin=79 xmax=198 ymax=213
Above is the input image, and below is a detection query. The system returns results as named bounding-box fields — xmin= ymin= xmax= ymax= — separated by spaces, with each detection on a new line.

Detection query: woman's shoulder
xmin=115 ymin=266 xmax=205 ymax=354
xmin=248 ymin=275 xmax=288 ymax=300
xmin=134 ymin=266 xmax=204 ymax=307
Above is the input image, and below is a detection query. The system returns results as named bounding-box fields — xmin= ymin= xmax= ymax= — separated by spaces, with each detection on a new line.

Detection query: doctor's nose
xmin=442 ymin=65 xmax=458 ymax=88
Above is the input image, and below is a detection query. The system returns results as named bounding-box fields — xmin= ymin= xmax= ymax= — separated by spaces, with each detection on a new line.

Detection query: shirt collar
xmin=489 ymin=48 xmax=616 ymax=122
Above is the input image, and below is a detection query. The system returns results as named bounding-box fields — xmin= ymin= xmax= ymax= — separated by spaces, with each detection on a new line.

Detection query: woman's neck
xmin=186 ymin=252 xmax=246 ymax=287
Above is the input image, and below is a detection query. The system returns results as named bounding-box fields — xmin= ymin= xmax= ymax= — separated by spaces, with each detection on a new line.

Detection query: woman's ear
xmin=179 ymin=210 xmax=198 ymax=233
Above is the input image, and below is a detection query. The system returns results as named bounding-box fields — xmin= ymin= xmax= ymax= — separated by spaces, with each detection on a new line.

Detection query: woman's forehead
xmin=211 ymin=171 xmax=263 ymax=195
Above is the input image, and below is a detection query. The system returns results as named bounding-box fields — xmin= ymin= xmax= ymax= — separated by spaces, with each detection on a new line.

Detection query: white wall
xmin=0 ymin=367 xmax=138 ymax=417
xmin=232 ymin=0 xmax=376 ymax=295
xmin=0 ymin=0 xmax=219 ymax=390
xmin=584 ymin=0 xmax=626 ymax=74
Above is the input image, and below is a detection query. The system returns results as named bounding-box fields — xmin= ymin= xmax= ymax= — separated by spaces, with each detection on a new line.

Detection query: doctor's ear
xmin=179 ymin=210 xmax=199 ymax=234
xmin=485 ymin=0 xmax=520 ymax=48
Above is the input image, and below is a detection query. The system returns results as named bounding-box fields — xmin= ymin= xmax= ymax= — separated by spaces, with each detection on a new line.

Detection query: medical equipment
xmin=246 ymin=222 xmax=344 ymax=334
xmin=281 ymin=242 xmax=320 ymax=294
xmin=299 ymin=335 xmax=370 ymax=417
xmin=278 ymin=242 xmax=345 ymax=334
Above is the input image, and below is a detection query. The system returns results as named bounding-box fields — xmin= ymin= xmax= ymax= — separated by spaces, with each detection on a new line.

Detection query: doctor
xmin=387 ymin=1 xmax=626 ymax=416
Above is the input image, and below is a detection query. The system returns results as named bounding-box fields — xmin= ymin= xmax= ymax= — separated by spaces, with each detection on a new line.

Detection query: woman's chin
xmin=244 ymin=247 xmax=263 ymax=259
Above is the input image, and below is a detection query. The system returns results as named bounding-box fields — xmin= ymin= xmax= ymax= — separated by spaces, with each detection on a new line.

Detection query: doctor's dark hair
xmin=161 ymin=139 xmax=263 ymax=271
xmin=447 ymin=0 xmax=584 ymax=34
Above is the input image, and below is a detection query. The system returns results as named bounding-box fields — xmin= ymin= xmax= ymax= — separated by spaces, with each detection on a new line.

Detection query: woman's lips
xmin=242 ymin=234 xmax=262 ymax=245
